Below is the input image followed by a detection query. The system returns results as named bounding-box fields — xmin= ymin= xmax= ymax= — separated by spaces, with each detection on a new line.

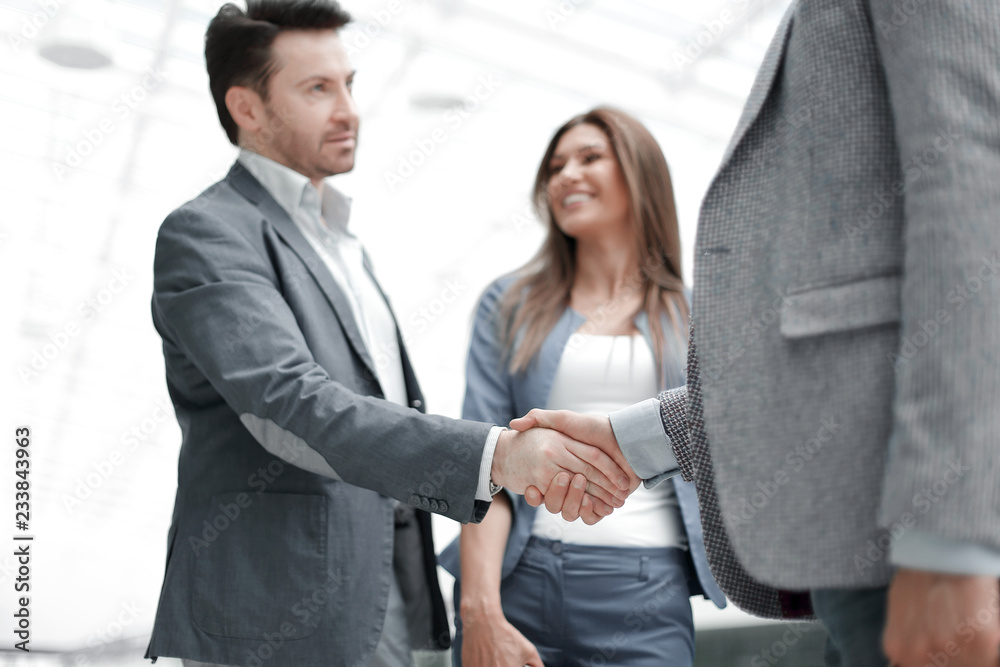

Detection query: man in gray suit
xmin=517 ymin=1 xmax=1000 ymax=665
xmin=143 ymin=2 xmax=630 ymax=666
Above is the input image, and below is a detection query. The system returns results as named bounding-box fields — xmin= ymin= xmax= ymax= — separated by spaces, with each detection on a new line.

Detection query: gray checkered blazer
xmin=654 ymin=0 xmax=1000 ymax=618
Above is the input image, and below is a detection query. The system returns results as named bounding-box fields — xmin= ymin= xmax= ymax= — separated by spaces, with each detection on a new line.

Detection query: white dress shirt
xmin=532 ymin=333 xmax=687 ymax=548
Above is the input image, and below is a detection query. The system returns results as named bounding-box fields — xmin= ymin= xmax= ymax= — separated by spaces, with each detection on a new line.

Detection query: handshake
xmin=489 ymin=410 xmax=641 ymax=524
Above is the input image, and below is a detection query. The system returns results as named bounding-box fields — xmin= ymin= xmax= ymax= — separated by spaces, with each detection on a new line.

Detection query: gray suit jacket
xmin=627 ymin=0 xmax=999 ymax=618
xmin=145 ymin=163 xmax=493 ymax=665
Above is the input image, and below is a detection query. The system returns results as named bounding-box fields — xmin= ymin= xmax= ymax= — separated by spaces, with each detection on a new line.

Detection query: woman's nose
xmin=557 ymin=160 xmax=582 ymax=183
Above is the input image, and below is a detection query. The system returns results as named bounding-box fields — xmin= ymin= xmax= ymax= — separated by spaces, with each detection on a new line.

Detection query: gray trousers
xmin=453 ymin=537 xmax=695 ymax=667
xmin=811 ymin=587 xmax=890 ymax=667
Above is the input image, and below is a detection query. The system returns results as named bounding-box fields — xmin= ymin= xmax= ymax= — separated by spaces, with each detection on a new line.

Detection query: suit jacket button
xmin=420 ymin=498 xmax=431 ymax=510
xmin=411 ymin=399 xmax=422 ymax=408
xmin=429 ymin=499 xmax=439 ymax=512
xmin=438 ymin=501 xmax=448 ymax=513
xmin=409 ymin=494 xmax=421 ymax=507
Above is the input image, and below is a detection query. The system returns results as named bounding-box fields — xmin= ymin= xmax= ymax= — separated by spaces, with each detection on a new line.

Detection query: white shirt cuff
xmin=890 ymin=530 xmax=1000 ymax=576
xmin=475 ymin=426 xmax=505 ymax=501
xmin=609 ymin=398 xmax=679 ymax=480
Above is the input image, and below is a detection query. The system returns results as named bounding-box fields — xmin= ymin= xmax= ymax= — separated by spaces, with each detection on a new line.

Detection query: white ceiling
xmin=0 ymin=0 xmax=792 ymax=655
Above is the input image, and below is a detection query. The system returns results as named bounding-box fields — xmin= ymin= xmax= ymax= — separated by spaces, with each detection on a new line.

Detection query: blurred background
xmin=0 ymin=0 xmax=827 ymax=663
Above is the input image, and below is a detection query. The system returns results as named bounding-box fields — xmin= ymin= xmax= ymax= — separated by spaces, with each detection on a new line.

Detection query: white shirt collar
xmin=237 ymin=149 xmax=353 ymax=238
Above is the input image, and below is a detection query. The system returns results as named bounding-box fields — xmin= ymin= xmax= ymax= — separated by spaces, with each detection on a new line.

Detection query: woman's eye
xmin=583 ymin=153 xmax=601 ymax=163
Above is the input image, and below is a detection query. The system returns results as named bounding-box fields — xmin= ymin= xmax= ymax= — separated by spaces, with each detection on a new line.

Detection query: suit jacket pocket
xmin=193 ymin=492 xmax=329 ymax=639
xmin=779 ymin=274 xmax=901 ymax=338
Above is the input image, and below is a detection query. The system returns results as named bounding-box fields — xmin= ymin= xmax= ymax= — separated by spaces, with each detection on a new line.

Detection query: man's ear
xmin=226 ymin=86 xmax=264 ymax=141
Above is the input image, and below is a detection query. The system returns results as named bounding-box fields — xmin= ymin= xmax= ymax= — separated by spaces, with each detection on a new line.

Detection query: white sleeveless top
xmin=530 ymin=333 xmax=688 ymax=549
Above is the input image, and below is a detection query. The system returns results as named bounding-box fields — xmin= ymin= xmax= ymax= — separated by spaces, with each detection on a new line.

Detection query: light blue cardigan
xmin=439 ymin=276 xmax=726 ymax=608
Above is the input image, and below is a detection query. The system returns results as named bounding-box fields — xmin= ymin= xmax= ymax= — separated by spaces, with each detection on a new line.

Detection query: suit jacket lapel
xmin=227 ymin=162 xmax=379 ymax=381
xmin=717 ymin=4 xmax=796 ymax=168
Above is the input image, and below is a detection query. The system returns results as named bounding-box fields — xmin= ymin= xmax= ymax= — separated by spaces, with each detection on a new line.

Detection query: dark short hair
xmin=205 ymin=0 xmax=351 ymax=145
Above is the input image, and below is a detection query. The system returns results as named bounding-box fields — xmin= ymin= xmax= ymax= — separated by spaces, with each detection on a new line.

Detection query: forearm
xmin=459 ymin=492 xmax=513 ymax=617
xmin=610 ymin=390 xmax=687 ymax=484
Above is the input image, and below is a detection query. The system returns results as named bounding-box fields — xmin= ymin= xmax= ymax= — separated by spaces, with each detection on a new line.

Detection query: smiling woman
xmin=545 ymin=123 xmax=632 ymax=243
xmin=440 ymin=107 xmax=725 ymax=667
xmin=501 ymin=107 xmax=688 ymax=375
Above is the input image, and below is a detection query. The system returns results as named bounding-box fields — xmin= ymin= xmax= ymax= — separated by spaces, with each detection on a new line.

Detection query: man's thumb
xmin=509 ymin=409 xmax=546 ymax=432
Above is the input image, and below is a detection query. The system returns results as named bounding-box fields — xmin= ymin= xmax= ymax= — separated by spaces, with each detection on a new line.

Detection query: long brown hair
xmin=498 ymin=107 xmax=688 ymax=375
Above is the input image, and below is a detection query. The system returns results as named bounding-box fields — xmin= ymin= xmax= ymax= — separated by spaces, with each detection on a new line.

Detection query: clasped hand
xmin=491 ymin=409 xmax=640 ymax=524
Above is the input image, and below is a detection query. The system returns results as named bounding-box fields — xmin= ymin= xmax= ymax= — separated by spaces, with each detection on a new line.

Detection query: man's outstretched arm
xmin=153 ymin=205 xmax=630 ymax=524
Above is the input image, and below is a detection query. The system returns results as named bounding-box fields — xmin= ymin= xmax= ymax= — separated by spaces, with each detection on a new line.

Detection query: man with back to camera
xmin=143 ymin=2 xmax=632 ymax=665
xmin=515 ymin=1 xmax=1000 ymax=666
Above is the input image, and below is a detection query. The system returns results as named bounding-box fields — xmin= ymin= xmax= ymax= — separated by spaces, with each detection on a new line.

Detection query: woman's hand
xmin=461 ymin=604 xmax=544 ymax=667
